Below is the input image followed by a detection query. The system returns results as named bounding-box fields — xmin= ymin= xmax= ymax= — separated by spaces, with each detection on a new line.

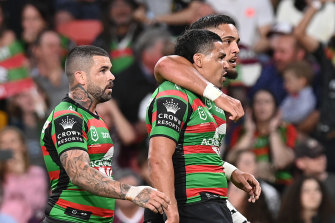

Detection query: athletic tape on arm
xmin=223 ymin=162 xmax=237 ymax=180
xmin=203 ymin=83 xmax=223 ymax=101
xmin=125 ymin=186 xmax=155 ymax=201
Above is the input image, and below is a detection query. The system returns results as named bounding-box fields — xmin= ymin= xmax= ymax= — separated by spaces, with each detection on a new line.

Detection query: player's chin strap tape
xmin=227 ymin=200 xmax=248 ymax=223
xmin=125 ymin=186 xmax=155 ymax=201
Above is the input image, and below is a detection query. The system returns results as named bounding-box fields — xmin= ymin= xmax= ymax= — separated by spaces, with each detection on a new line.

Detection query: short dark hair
xmin=65 ymin=45 xmax=110 ymax=83
xmin=189 ymin=14 xmax=236 ymax=30
xmin=174 ymin=29 xmax=222 ymax=63
xmin=284 ymin=61 xmax=314 ymax=85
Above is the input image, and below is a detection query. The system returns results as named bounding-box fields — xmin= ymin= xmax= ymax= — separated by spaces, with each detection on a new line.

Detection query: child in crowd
xmin=280 ymin=60 xmax=316 ymax=125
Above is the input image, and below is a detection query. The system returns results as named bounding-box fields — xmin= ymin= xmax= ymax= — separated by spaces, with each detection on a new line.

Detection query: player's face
xmin=200 ymin=41 xmax=228 ymax=88
xmin=252 ymin=90 xmax=276 ymax=122
xmin=300 ymin=179 xmax=322 ymax=211
xmin=208 ymin=24 xmax=240 ymax=79
xmin=87 ymin=56 xmax=115 ymax=103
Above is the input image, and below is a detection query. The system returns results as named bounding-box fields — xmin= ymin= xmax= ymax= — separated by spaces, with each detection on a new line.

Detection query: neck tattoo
xmin=69 ymin=84 xmax=95 ymax=111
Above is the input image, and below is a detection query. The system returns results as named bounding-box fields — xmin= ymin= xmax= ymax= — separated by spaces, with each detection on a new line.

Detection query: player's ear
xmin=74 ymin=71 xmax=87 ymax=85
xmin=193 ymin=53 xmax=203 ymax=68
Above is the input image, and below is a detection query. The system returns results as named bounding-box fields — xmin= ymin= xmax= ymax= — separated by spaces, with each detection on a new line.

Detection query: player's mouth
xmin=222 ymin=71 xmax=227 ymax=81
xmin=228 ymin=58 xmax=237 ymax=67
xmin=105 ymin=82 xmax=114 ymax=92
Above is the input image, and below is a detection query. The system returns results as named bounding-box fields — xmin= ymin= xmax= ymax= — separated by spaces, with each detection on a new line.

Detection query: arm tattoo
xmin=60 ymin=149 xmax=131 ymax=199
xmin=70 ymin=84 xmax=94 ymax=111
xmin=133 ymin=188 xmax=151 ymax=207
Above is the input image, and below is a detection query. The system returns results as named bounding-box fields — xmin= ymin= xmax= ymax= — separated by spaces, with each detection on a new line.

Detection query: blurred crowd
xmin=0 ymin=0 xmax=335 ymax=222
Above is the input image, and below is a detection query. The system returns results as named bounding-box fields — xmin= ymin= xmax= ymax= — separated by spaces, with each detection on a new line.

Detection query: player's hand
xmin=230 ymin=169 xmax=261 ymax=203
xmin=164 ymin=204 xmax=179 ymax=223
xmin=214 ymin=94 xmax=244 ymax=121
xmin=129 ymin=186 xmax=170 ymax=214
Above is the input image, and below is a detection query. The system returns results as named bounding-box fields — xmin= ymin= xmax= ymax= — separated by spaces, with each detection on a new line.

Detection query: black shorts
xmin=144 ymin=195 xmax=232 ymax=223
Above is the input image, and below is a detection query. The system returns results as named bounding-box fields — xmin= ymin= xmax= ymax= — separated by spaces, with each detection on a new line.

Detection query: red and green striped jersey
xmin=0 ymin=41 xmax=33 ymax=99
xmin=40 ymin=97 xmax=115 ymax=222
xmin=230 ymin=123 xmax=298 ymax=184
xmin=146 ymin=81 xmax=228 ymax=205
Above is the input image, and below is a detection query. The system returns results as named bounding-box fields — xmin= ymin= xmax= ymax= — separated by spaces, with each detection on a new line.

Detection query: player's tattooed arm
xmin=69 ymin=84 xmax=94 ymax=111
xmin=60 ymin=149 xmax=170 ymax=213
xmin=60 ymin=149 xmax=129 ymax=198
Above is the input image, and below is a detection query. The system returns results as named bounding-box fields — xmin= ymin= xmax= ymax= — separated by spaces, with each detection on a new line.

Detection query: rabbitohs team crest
xmin=90 ymin=126 xmax=99 ymax=142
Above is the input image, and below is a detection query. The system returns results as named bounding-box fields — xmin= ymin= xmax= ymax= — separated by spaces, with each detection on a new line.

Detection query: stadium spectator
xmin=280 ymin=60 xmax=317 ymax=134
xmin=0 ymin=3 xmax=16 ymax=47
xmin=0 ymin=126 xmax=48 ymax=223
xmin=250 ymin=26 xmax=306 ymax=104
xmin=0 ymin=151 xmax=17 ymax=223
xmin=53 ymin=0 xmax=102 ymax=21
xmin=113 ymin=169 xmax=145 ymax=223
xmin=228 ymin=89 xmax=298 ymax=192
xmin=295 ymin=137 xmax=335 ymax=203
xmin=276 ymin=0 xmax=335 ymax=44
xmin=31 ymin=29 xmax=68 ymax=111
xmin=21 ymin=1 xmax=74 ymax=64
xmin=277 ymin=176 xmax=335 ymax=223
xmin=294 ymin=0 xmax=335 ymax=173
xmin=93 ymin=0 xmax=144 ymax=74
xmin=7 ymin=84 xmax=49 ymax=165
xmin=228 ymin=149 xmax=279 ymax=221
xmin=135 ymin=0 xmax=215 ymax=36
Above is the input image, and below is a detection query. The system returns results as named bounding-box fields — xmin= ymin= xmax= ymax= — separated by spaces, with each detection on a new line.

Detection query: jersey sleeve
xmin=148 ymin=86 xmax=190 ymax=143
xmin=52 ymin=112 xmax=88 ymax=155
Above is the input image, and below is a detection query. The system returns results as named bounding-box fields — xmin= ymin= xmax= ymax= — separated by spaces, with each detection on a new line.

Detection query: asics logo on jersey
xmin=163 ymin=99 xmax=181 ymax=114
xmin=59 ymin=116 xmax=76 ymax=130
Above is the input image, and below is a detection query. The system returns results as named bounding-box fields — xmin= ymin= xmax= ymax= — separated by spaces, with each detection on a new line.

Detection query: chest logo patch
xmin=197 ymin=107 xmax=207 ymax=120
xmin=90 ymin=126 xmax=99 ymax=142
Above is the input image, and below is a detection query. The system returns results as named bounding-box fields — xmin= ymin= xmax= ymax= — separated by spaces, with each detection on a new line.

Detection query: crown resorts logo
xmin=163 ymin=99 xmax=180 ymax=114
xmin=59 ymin=116 xmax=76 ymax=130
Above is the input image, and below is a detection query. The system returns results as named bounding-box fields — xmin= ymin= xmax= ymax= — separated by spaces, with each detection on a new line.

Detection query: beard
xmin=225 ymin=68 xmax=238 ymax=80
xmin=87 ymin=81 xmax=113 ymax=103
